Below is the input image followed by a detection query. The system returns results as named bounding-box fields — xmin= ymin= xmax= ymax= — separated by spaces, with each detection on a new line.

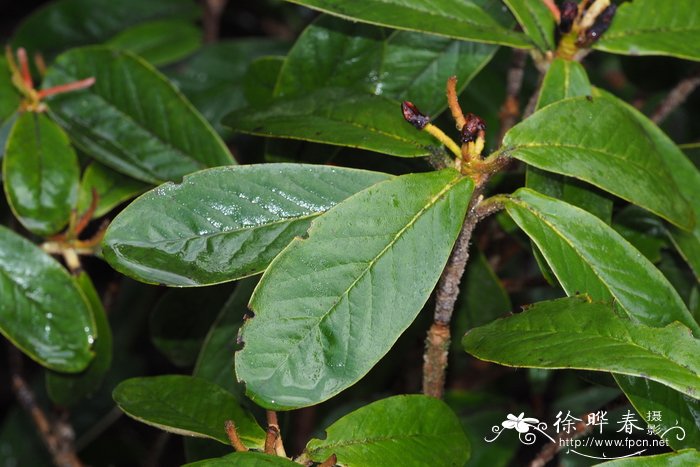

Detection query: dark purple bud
xmin=402 ymin=101 xmax=430 ymax=129
xmin=460 ymin=113 xmax=486 ymax=144
xmin=559 ymin=1 xmax=578 ymax=33
xmin=581 ymin=4 xmax=617 ymax=46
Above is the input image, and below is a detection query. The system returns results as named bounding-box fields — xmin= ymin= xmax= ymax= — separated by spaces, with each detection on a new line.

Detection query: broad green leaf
xmin=236 ymin=169 xmax=474 ymax=409
xmin=194 ymin=278 xmax=258 ymax=396
xmin=243 ymin=57 xmax=285 ymax=107
xmin=0 ymin=113 xmax=17 ymax=166
xmin=11 ymin=0 xmax=200 ymax=61
xmin=536 ymin=58 xmax=592 ymax=109
xmin=615 ymin=375 xmax=700 ymax=450
xmin=225 ymin=87 xmax=436 ymax=157
xmin=76 ymin=162 xmax=151 ymax=219
xmin=597 ymin=449 xmax=700 ymax=466
xmin=107 ymin=19 xmax=202 ymax=67
xmin=462 ymin=296 xmax=700 ymax=399
xmin=0 ymin=56 xmax=20 ymax=123
xmin=3 ymin=112 xmax=79 ymax=235
xmin=276 ymin=15 xmax=498 ymax=115
xmin=505 ymin=188 xmax=699 ymax=335
xmin=42 ymin=47 xmax=234 ymax=184
xmin=166 ymin=39 xmax=289 ymax=135
xmin=594 ymin=0 xmax=700 ymax=61
xmin=527 ymin=59 xmax=612 ymax=281
xmin=184 ymin=452 xmax=299 ymax=467
xmin=284 ymin=0 xmax=532 ymax=48
xmin=305 ymin=395 xmax=469 ymax=465
xmin=502 ymin=96 xmax=693 ymax=230
xmin=103 ymin=164 xmax=391 ymax=286
xmin=593 ymin=89 xmax=700 ymax=282
xmin=149 ymin=284 xmax=232 ymax=367
xmin=502 ymin=0 xmax=555 ymax=51
xmin=0 ymin=225 xmax=94 ymax=372
xmin=46 ymin=273 xmax=112 ymax=406
xmin=113 ymin=375 xmax=264 ymax=448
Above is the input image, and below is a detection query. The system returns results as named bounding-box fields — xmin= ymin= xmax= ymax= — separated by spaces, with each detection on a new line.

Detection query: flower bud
xmin=460 ymin=113 xmax=486 ymax=144
xmin=402 ymin=101 xmax=430 ymax=129
xmin=581 ymin=4 xmax=617 ymax=45
xmin=559 ymin=1 xmax=578 ymax=33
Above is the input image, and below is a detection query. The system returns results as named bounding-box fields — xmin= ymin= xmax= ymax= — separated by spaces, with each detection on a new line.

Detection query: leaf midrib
xmin=471 ymin=327 xmax=699 ymax=384
xmin=308 ymin=429 xmax=456 ymax=455
xmin=602 ymin=25 xmax=700 ymax=41
xmin=290 ymin=0 xmax=516 ymax=37
xmin=507 ymin=196 xmax=695 ymax=333
xmin=262 ymin=174 xmax=465 ymax=380
xmin=115 ymin=210 xmax=322 ymax=248
xmin=239 ymin=101 xmax=430 ymax=148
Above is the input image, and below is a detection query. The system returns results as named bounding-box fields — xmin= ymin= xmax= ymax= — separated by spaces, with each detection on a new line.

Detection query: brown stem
xmin=264 ymin=426 xmax=279 ymax=455
xmin=497 ymin=50 xmax=527 ymax=145
xmin=651 ymin=72 xmax=700 ymax=124
xmin=202 ymin=0 xmax=229 ymax=43
xmin=224 ymin=420 xmax=248 ymax=452
xmin=319 ymin=454 xmax=337 ymax=467
xmin=422 ymin=195 xmax=505 ymax=398
xmin=9 ymin=347 xmax=83 ymax=467
xmin=266 ymin=410 xmax=287 ymax=457
xmin=528 ymin=415 xmax=593 ymax=467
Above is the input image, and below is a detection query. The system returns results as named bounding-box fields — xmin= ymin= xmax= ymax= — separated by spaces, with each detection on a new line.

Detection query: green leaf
xmin=46 ymin=273 xmax=112 ymax=406
xmin=3 ymin=112 xmax=79 ymax=235
xmin=505 ymin=188 xmax=699 ymax=335
xmin=225 ymin=87 xmax=436 ymax=157
xmin=615 ymin=375 xmax=700 ymax=451
xmin=103 ymin=164 xmax=391 ymax=286
xmin=594 ymin=0 xmax=700 ymax=61
xmin=593 ymin=89 xmax=700 ymax=282
xmin=526 ymin=59 xmax=614 ymax=281
xmin=502 ymin=96 xmax=693 ymax=230
xmin=243 ymin=57 xmax=285 ymax=107
xmin=502 ymin=0 xmax=555 ymax=51
xmin=107 ymin=19 xmax=202 ymax=67
xmin=42 ymin=46 xmax=233 ymax=184
xmin=0 ymin=225 xmax=94 ymax=372
xmin=76 ymin=162 xmax=151 ymax=219
xmin=597 ymin=449 xmax=700 ymax=466
xmin=0 ymin=56 xmax=20 ymax=123
xmin=150 ymin=284 xmax=233 ymax=367
xmin=11 ymin=0 xmax=200 ymax=61
xmin=284 ymin=0 xmax=532 ymax=48
xmin=276 ymin=15 xmax=498 ymax=115
xmin=536 ymin=58 xmax=592 ymax=109
xmin=462 ymin=296 xmax=700 ymax=399
xmin=184 ymin=452 xmax=299 ymax=467
xmin=194 ymin=278 xmax=258 ymax=396
xmin=113 ymin=375 xmax=264 ymax=447
xmin=236 ymin=169 xmax=473 ymax=409
xmin=166 ymin=39 xmax=289 ymax=135
xmin=305 ymin=395 xmax=469 ymax=466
